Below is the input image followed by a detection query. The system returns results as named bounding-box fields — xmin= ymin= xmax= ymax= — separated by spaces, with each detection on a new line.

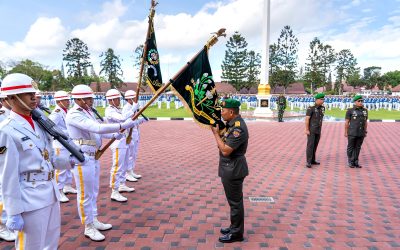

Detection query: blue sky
xmin=0 ymin=0 xmax=399 ymax=82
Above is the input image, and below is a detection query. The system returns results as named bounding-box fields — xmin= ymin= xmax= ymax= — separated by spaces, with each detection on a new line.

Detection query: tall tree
xmin=335 ymin=49 xmax=358 ymax=93
xmin=0 ymin=60 xmax=6 ymax=79
xmin=382 ymin=70 xmax=400 ymax=88
xmin=221 ymin=31 xmax=248 ymax=90
xmin=304 ymin=37 xmax=325 ymax=93
xmin=269 ymin=26 xmax=299 ymax=92
xmin=99 ymin=48 xmax=124 ymax=89
xmin=62 ymin=38 xmax=92 ymax=84
xmin=320 ymin=44 xmax=336 ymax=88
xmin=245 ymin=50 xmax=261 ymax=89
xmin=133 ymin=44 xmax=147 ymax=86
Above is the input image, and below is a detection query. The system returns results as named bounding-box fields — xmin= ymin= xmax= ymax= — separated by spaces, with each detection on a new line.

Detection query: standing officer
xmin=0 ymin=90 xmax=16 ymax=242
xmin=66 ymin=85 xmax=140 ymax=241
xmin=277 ymin=94 xmax=286 ymax=122
xmin=104 ymin=89 xmax=136 ymax=202
xmin=305 ymin=93 xmax=325 ymax=168
xmin=0 ymin=73 xmax=73 ymax=249
xmin=211 ymin=98 xmax=249 ymax=243
xmin=122 ymin=90 xmax=143 ymax=182
xmin=345 ymin=95 xmax=368 ymax=168
xmin=48 ymin=91 xmax=77 ymax=203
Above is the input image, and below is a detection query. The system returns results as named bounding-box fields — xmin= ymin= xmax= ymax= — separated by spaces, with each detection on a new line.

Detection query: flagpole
xmin=126 ymin=0 xmax=157 ymax=144
xmin=95 ymin=28 xmax=227 ymax=160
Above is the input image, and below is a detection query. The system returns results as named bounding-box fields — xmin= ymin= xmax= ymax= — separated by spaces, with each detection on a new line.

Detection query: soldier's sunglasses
xmin=356 ymin=100 xmax=364 ymax=102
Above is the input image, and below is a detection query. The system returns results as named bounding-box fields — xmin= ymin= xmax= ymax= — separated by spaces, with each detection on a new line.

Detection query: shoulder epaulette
xmin=55 ymin=109 xmax=61 ymax=113
xmin=235 ymin=121 xmax=240 ymax=127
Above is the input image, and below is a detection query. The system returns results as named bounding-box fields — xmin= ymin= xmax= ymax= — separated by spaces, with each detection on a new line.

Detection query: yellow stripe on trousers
xmin=0 ymin=202 xmax=3 ymax=213
xmin=55 ymin=148 xmax=60 ymax=182
xmin=111 ymin=149 xmax=119 ymax=189
xmin=77 ymin=165 xmax=86 ymax=224
xmin=18 ymin=231 xmax=24 ymax=250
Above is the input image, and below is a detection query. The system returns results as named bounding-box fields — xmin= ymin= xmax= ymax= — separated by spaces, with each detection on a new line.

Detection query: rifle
xmin=91 ymin=107 xmax=104 ymax=122
xmin=38 ymin=104 xmax=51 ymax=114
xmin=31 ymin=108 xmax=85 ymax=162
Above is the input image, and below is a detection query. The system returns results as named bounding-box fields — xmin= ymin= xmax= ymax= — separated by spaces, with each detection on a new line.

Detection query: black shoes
xmin=218 ymin=233 xmax=244 ymax=243
xmin=306 ymin=163 xmax=312 ymax=168
xmin=311 ymin=161 xmax=320 ymax=165
xmin=220 ymin=227 xmax=231 ymax=235
xmin=348 ymin=162 xmax=355 ymax=168
xmin=355 ymin=164 xmax=362 ymax=168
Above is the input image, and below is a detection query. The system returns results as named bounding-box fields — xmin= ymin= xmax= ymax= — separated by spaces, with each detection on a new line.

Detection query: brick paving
xmin=2 ymin=121 xmax=400 ymax=250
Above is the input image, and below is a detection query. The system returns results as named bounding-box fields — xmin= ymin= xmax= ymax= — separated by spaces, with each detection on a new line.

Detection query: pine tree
xmin=99 ymin=48 xmax=124 ymax=89
xmin=62 ymin=38 xmax=92 ymax=84
xmin=335 ymin=49 xmax=358 ymax=93
xmin=246 ymin=50 xmax=261 ymax=89
xmin=221 ymin=31 xmax=248 ymax=90
xmin=133 ymin=44 xmax=147 ymax=86
xmin=304 ymin=37 xmax=325 ymax=93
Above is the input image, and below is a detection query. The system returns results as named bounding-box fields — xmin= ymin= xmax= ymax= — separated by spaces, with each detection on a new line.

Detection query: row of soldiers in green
xmin=305 ymin=93 xmax=368 ymax=168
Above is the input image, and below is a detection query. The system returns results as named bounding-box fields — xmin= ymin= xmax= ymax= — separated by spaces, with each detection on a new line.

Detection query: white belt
xmin=74 ymin=139 xmax=97 ymax=146
xmin=21 ymin=170 xmax=55 ymax=182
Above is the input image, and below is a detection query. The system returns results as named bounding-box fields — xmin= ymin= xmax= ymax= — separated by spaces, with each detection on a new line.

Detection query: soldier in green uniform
xmin=211 ymin=98 xmax=249 ymax=243
xmin=305 ymin=93 xmax=325 ymax=168
xmin=277 ymin=94 xmax=287 ymax=122
xmin=345 ymin=95 xmax=368 ymax=168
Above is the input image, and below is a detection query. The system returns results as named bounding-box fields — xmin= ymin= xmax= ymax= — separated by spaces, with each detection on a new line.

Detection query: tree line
xmin=221 ymin=26 xmax=400 ymax=94
xmin=1 ymin=29 xmax=399 ymax=94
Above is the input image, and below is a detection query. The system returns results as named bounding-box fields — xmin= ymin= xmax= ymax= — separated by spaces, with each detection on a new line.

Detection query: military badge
xmin=232 ymin=129 xmax=241 ymax=138
xmin=235 ymin=121 xmax=240 ymax=127
xmin=55 ymin=109 xmax=61 ymax=113
xmin=0 ymin=146 xmax=7 ymax=154
xmin=43 ymin=149 xmax=49 ymax=161
xmin=0 ymin=110 xmax=4 ymax=115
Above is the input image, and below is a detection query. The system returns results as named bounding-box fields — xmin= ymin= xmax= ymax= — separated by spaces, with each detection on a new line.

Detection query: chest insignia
xmin=0 ymin=110 xmax=5 ymax=115
xmin=232 ymin=129 xmax=241 ymax=138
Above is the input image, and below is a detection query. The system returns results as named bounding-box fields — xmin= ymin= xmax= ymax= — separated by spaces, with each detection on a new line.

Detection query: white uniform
xmin=122 ymin=102 xmax=140 ymax=174
xmin=0 ymin=107 xmax=10 ymax=123
xmin=0 ymin=111 xmax=61 ymax=250
xmin=48 ymin=105 xmax=74 ymax=190
xmin=65 ymin=105 xmax=122 ymax=225
xmin=104 ymin=105 xmax=133 ymax=190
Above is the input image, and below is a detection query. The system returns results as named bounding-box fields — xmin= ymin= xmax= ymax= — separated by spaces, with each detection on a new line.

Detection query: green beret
xmin=353 ymin=95 xmax=363 ymax=102
xmin=221 ymin=98 xmax=241 ymax=108
xmin=314 ymin=93 xmax=325 ymax=99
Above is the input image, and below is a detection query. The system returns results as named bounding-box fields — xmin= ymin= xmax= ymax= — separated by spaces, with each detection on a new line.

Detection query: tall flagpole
xmin=254 ymin=0 xmax=273 ymax=117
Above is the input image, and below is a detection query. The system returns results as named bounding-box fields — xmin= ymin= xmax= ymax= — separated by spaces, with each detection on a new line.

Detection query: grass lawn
xmin=287 ymin=107 xmax=400 ymax=120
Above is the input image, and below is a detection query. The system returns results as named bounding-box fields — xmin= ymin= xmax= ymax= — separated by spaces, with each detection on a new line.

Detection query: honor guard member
xmin=48 ymin=91 xmax=77 ymax=203
xmin=211 ymin=99 xmax=249 ymax=243
xmin=305 ymin=93 xmax=325 ymax=168
xmin=345 ymin=95 xmax=368 ymax=168
xmin=0 ymin=73 xmax=75 ymax=249
xmin=66 ymin=85 xmax=140 ymax=241
xmin=122 ymin=90 xmax=143 ymax=182
xmin=0 ymin=90 xmax=16 ymax=242
xmin=277 ymin=94 xmax=286 ymax=122
xmin=105 ymin=89 xmax=139 ymax=202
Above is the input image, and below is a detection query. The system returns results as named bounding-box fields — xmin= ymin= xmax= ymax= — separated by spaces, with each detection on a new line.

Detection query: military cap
xmin=314 ymin=93 xmax=325 ymax=99
xmin=353 ymin=95 xmax=363 ymax=102
xmin=221 ymin=98 xmax=241 ymax=108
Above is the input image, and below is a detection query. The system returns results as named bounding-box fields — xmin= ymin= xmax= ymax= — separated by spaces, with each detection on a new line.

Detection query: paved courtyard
xmin=2 ymin=121 xmax=400 ymax=250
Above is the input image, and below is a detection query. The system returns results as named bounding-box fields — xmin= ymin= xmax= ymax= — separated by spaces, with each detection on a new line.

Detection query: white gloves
xmin=138 ymin=117 xmax=148 ymax=125
xmin=113 ymin=133 xmax=123 ymax=140
xmin=120 ymin=118 xmax=138 ymax=129
xmin=6 ymin=214 xmax=24 ymax=231
xmin=70 ymin=154 xmax=89 ymax=166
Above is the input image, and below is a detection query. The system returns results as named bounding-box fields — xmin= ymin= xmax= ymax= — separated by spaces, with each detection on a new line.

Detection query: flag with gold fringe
xmin=171 ymin=47 xmax=224 ymax=129
xmin=145 ymin=18 xmax=163 ymax=93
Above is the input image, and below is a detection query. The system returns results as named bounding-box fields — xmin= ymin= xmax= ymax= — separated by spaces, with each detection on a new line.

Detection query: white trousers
xmin=110 ymin=148 xmax=129 ymax=189
xmin=54 ymin=148 xmax=74 ymax=190
xmin=72 ymin=157 xmax=100 ymax=225
xmin=126 ymin=134 xmax=140 ymax=172
xmin=16 ymin=201 xmax=60 ymax=250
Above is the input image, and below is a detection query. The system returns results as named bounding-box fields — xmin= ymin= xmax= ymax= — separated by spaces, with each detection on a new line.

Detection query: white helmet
xmin=105 ymin=89 xmax=122 ymax=100
xmin=125 ymin=90 xmax=136 ymax=99
xmin=0 ymin=91 xmax=6 ymax=98
xmin=1 ymin=73 xmax=38 ymax=95
xmin=54 ymin=90 xmax=70 ymax=101
xmin=71 ymin=84 xmax=95 ymax=99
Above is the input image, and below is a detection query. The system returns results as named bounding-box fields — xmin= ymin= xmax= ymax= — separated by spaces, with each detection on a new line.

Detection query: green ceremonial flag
xmin=171 ymin=47 xmax=225 ymax=129
xmin=145 ymin=19 xmax=163 ymax=93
